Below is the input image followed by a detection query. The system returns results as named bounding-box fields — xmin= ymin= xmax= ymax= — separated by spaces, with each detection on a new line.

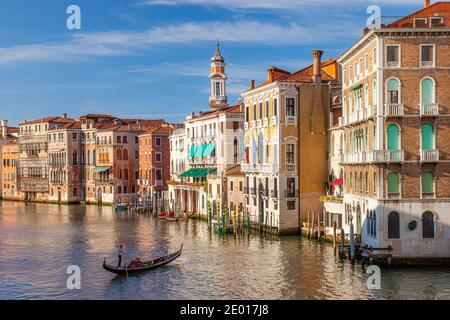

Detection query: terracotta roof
xmin=49 ymin=120 xmax=81 ymax=130
xmin=225 ymin=165 xmax=244 ymax=176
xmin=384 ymin=2 xmax=450 ymax=28
xmin=80 ymin=114 xmax=119 ymax=120
xmin=21 ymin=116 xmax=75 ymax=125
xmin=7 ymin=127 xmax=19 ymax=133
xmin=189 ymin=103 xmax=242 ymax=121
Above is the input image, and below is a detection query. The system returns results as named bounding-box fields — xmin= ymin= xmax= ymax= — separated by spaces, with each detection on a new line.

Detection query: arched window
xmin=365 ymin=172 xmax=369 ymax=194
xmin=387 ymin=78 xmax=400 ymax=104
xmin=388 ymin=212 xmax=400 ymax=239
xmin=123 ymin=149 xmax=128 ymax=160
xmin=87 ymin=150 xmax=90 ymax=165
xmin=72 ymin=150 xmax=78 ymax=165
xmin=117 ymin=149 xmax=122 ymax=160
xmin=387 ymin=123 xmax=400 ymax=150
xmin=124 ymin=168 xmax=129 ymax=181
xmin=233 ymin=138 xmax=238 ymax=162
xmin=373 ymin=80 xmax=377 ymax=105
xmin=422 ymin=172 xmax=435 ymax=197
xmin=422 ymin=211 xmax=435 ymax=239
xmin=387 ymin=172 xmax=400 ymax=197
xmin=349 ymin=93 xmax=353 ymax=112
xmin=365 ymin=84 xmax=369 ymax=108
xmin=359 ymin=173 xmax=363 ymax=193
xmin=421 ymin=123 xmax=434 ymax=150
xmin=366 ymin=210 xmax=371 ymax=235
xmin=421 ymin=77 xmax=435 ymax=104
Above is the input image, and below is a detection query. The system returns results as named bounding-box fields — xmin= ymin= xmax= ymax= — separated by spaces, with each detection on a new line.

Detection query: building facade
xmin=1 ymin=141 xmax=23 ymax=200
xmin=338 ymin=1 xmax=450 ymax=258
xmin=241 ymin=51 xmax=338 ymax=234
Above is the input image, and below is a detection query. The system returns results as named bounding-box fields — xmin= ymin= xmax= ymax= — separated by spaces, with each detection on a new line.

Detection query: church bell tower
xmin=209 ymin=42 xmax=228 ymax=109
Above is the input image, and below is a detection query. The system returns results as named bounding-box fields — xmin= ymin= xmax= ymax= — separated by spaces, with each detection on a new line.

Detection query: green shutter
xmin=387 ymin=172 xmax=399 ymax=193
xmin=387 ymin=124 xmax=399 ymax=150
xmin=421 ymin=124 xmax=434 ymax=149
xmin=422 ymin=172 xmax=434 ymax=193
xmin=421 ymin=78 xmax=433 ymax=104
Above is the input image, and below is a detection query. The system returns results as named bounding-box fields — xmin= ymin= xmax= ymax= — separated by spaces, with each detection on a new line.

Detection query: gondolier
xmin=117 ymin=244 xmax=125 ymax=267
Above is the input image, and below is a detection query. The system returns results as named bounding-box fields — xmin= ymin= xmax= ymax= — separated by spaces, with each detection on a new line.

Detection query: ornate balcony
xmin=386 ymin=61 xmax=400 ymax=68
xmin=340 ymin=150 xmax=404 ymax=164
xmin=241 ymin=163 xmax=279 ymax=174
xmin=421 ymin=149 xmax=439 ymax=163
xmin=420 ymin=103 xmax=439 ymax=116
xmin=385 ymin=103 xmax=404 ymax=116
xmin=420 ymin=61 xmax=434 ymax=68
xmin=284 ymin=164 xmax=296 ymax=172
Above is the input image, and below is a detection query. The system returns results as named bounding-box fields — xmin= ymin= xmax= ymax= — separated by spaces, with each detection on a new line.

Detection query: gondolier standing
xmin=117 ymin=244 xmax=125 ymax=267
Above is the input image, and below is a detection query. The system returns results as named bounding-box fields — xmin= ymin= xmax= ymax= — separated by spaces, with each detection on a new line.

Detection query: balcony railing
xmin=340 ymin=105 xmax=377 ymax=127
xmin=286 ymin=116 xmax=296 ymax=126
xmin=421 ymin=149 xmax=439 ymax=162
xmin=420 ymin=103 xmax=439 ymax=116
xmin=244 ymin=187 xmax=249 ymax=194
xmin=340 ymin=150 xmax=404 ymax=164
xmin=262 ymin=188 xmax=269 ymax=197
xmin=387 ymin=192 xmax=400 ymax=200
xmin=241 ymin=163 xmax=279 ymax=174
xmin=422 ymin=192 xmax=436 ymax=199
xmin=420 ymin=60 xmax=434 ymax=68
xmin=386 ymin=61 xmax=400 ymax=68
xmin=385 ymin=103 xmax=403 ymax=116
xmin=285 ymin=164 xmax=296 ymax=172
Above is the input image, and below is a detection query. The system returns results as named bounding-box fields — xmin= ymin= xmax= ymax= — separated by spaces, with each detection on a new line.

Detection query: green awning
xmin=351 ymin=84 xmax=363 ymax=91
xmin=179 ymin=168 xmax=217 ymax=178
xmin=203 ymin=143 xmax=216 ymax=157
xmin=93 ymin=166 xmax=111 ymax=173
xmin=189 ymin=145 xmax=196 ymax=158
xmin=194 ymin=144 xmax=206 ymax=158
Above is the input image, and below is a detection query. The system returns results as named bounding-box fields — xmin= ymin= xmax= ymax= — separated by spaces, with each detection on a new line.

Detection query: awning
xmin=351 ymin=84 xmax=363 ymax=91
xmin=203 ymin=143 xmax=216 ymax=157
xmin=189 ymin=145 xmax=196 ymax=158
xmin=179 ymin=168 xmax=217 ymax=178
xmin=194 ymin=144 xmax=206 ymax=158
xmin=93 ymin=166 xmax=111 ymax=173
xmin=329 ymin=177 xmax=343 ymax=186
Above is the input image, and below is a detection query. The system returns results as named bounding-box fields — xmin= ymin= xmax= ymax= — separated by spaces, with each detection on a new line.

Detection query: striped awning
xmin=93 ymin=166 xmax=111 ymax=173
xmin=203 ymin=143 xmax=216 ymax=157
xmin=179 ymin=168 xmax=217 ymax=178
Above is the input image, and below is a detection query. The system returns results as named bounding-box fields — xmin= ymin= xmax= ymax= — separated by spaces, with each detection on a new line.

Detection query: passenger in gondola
xmin=117 ymin=244 xmax=125 ymax=267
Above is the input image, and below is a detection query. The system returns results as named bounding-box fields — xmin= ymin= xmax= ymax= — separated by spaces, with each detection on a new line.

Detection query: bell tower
xmin=209 ymin=41 xmax=228 ymax=109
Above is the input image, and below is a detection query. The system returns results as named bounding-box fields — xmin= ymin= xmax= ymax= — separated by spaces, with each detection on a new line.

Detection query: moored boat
xmin=103 ymin=244 xmax=183 ymax=275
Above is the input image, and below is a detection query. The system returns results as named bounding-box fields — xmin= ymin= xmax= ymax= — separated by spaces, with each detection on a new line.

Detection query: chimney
xmin=268 ymin=68 xmax=274 ymax=82
xmin=1 ymin=120 xmax=7 ymax=139
xmin=250 ymin=80 xmax=255 ymax=90
xmin=63 ymin=113 xmax=67 ymax=119
xmin=424 ymin=0 xmax=430 ymax=8
xmin=312 ymin=49 xmax=324 ymax=85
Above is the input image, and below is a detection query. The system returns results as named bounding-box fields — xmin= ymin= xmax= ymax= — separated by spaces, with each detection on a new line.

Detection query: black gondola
xmin=103 ymin=244 xmax=183 ymax=275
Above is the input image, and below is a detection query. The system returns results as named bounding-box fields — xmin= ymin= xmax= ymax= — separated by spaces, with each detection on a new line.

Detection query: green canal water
xmin=1 ymin=201 xmax=450 ymax=299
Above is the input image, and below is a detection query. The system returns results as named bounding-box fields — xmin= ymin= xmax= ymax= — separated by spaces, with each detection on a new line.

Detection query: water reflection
xmin=1 ymin=201 xmax=450 ymax=299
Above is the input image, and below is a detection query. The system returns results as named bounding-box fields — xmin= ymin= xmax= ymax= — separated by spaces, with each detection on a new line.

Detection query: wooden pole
xmin=307 ymin=211 xmax=311 ymax=239
xmin=333 ymin=221 xmax=337 ymax=249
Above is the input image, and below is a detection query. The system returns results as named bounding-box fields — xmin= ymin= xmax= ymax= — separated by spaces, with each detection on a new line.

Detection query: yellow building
xmin=241 ymin=50 xmax=338 ymax=234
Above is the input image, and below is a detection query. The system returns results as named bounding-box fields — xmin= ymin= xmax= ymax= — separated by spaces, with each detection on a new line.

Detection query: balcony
xmin=284 ymin=190 xmax=299 ymax=198
xmin=386 ymin=61 xmax=400 ymax=69
xmin=340 ymin=150 xmax=404 ymax=164
xmin=340 ymin=105 xmax=377 ymax=127
xmin=420 ymin=103 xmax=439 ymax=116
xmin=241 ymin=163 xmax=279 ymax=174
xmin=387 ymin=192 xmax=400 ymax=200
xmin=271 ymin=116 xmax=278 ymax=126
xmin=421 ymin=149 xmax=439 ymax=163
xmin=420 ymin=60 xmax=434 ymax=68
xmin=284 ymin=164 xmax=296 ymax=172
xmin=286 ymin=116 xmax=297 ymax=126
xmin=155 ymin=180 xmax=163 ymax=186
xmin=385 ymin=103 xmax=403 ymax=116
xmin=422 ymin=192 xmax=436 ymax=199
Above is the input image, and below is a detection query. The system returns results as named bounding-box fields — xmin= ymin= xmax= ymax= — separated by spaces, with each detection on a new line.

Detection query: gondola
xmin=103 ymin=244 xmax=183 ymax=275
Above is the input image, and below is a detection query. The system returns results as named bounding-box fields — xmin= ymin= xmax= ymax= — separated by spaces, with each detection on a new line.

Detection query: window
xmin=387 ymin=78 xmax=400 ymax=104
xmin=259 ymin=103 xmax=263 ymax=119
xmin=414 ymin=18 xmax=427 ymax=27
xmin=286 ymin=144 xmax=295 ymax=163
xmin=422 ymin=172 xmax=435 ymax=197
xmin=155 ymin=137 xmax=161 ymax=146
xmin=239 ymin=181 xmax=243 ymax=192
xmin=420 ymin=77 xmax=435 ymax=104
xmin=155 ymin=169 xmax=162 ymax=181
xmin=421 ymin=123 xmax=434 ymax=150
xmin=245 ymin=106 xmax=249 ymax=122
xmin=286 ymin=98 xmax=295 ymax=117
xmin=430 ymin=17 xmax=444 ymax=27
xmin=373 ymin=80 xmax=377 ymax=105
xmin=273 ymin=98 xmax=278 ymax=116
xmin=388 ymin=212 xmax=400 ymax=239
xmin=117 ymin=136 xmax=121 ymax=143
xmin=72 ymin=151 xmax=78 ymax=165
xmin=287 ymin=178 xmax=295 ymax=197
xmin=215 ymin=82 xmax=221 ymax=96
xmin=156 ymin=152 xmax=162 ymax=162
xmin=387 ymin=123 xmax=400 ymax=150
xmin=422 ymin=211 xmax=435 ymax=238
xmin=253 ymin=104 xmax=257 ymax=121
xmin=387 ymin=172 xmax=400 ymax=197
xmin=230 ymin=180 xmax=234 ymax=192
xmin=420 ymin=45 xmax=434 ymax=67
xmin=373 ymin=47 xmax=377 ymax=68
xmin=73 ymin=188 xmax=78 ymax=197
xmin=287 ymin=200 xmax=296 ymax=210
xmin=265 ymin=101 xmax=269 ymax=118
xmin=123 ymin=136 xmax=128 ymax=144
xmin=386 ymin=45 xmax=400 ymax=67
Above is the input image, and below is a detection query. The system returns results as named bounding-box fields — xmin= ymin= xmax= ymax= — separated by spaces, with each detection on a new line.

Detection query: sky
xmin=0 ymin=0 xmax=426 ymax=125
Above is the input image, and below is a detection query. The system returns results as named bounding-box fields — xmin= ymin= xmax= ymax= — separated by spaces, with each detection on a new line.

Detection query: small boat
xmin=166 ymin=215 xmax=177 ymax=222
xmin=115 ymin=203 xmax=128 ymax=211
xmin=157 ymin=212 xmax=168 ymax=219
xmin=177 ymin=215 xmax=188 ymax=221
xmin=103 ymin=244 xmax=183 ymax=275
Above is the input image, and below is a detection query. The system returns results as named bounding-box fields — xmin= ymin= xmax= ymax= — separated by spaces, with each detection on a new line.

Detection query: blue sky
xmin=0 ymin=0 xmax=425 ymax=125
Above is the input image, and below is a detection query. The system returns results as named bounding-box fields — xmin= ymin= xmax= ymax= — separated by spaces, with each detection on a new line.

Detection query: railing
xmin=421 ymin=149 xmax=439 ymax=162
xmin=387 ymin=192 xmax=400 ymax=200
xmin=422 ymin=192 xmax=436 ymax=199
xmin=386 ymin=61 xmax=400 ymax=68
xmin=420 ymin=103 xmax=439 ymax=116
xmin=155 ymin=180 xmax=163 ymax=186
xmin=285 ymin=164 xmax=296 ymax=172
xmin=340 ymin=105 xmax=377 ymax=126
xmin=420 ymin=61 xmax=434 ymax=68
xmin=341 ymin=150 xmax=404 ymax=164
xmin=284 ymin=190 xmax=298 ymax=198
xmin=241 ymin=163 xmax=279 ymax=174
xmin=385 ymin=103 xmax=403 ymax=116
xmin=286 ymin=116 xmax=296 ymax=125
xmin=271 ymin=116 xmax=278 ymax=126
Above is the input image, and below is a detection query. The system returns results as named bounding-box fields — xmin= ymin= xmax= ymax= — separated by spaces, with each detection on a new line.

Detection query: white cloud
xmin=0 ymin=20 xmax=358 ymax=65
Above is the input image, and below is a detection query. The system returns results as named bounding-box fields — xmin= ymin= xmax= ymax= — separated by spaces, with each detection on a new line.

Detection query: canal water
xmin=1 ymin=201 xmax=450 ymax=300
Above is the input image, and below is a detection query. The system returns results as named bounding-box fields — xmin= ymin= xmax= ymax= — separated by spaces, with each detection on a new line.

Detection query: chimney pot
xmin=250 ymin=80 xmax=255 ymax=90
xmin=268 ymin=69 xmax=274 ymax=82
xmin=312 ymin=49 xmax=324 ymax=85
xmin=424 ymin=0 xmax=430 ymax=8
